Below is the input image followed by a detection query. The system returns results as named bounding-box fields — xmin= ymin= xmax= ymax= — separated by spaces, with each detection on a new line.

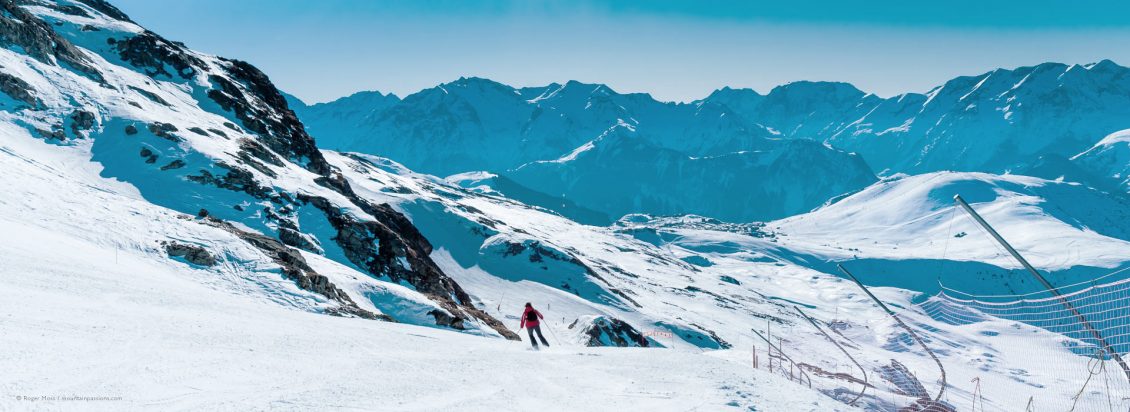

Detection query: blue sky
xmin=112 ymin=0 xmax=1130 ymax=103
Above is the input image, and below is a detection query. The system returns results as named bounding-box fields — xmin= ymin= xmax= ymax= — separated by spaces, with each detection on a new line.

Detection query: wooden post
xmin=767 ymin=320 xmax=773 ymax=373
xmin=752 ymin=345 xmax=758 ymax=369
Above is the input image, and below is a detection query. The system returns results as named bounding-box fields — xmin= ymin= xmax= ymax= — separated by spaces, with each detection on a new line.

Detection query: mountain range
xmin=290 ymin=62 xmax=1130 ymax=225
xmin=288 ymin=78 xmax=879 ymax=224
xmin=5 ymin=0 xmax=1130 ymax=410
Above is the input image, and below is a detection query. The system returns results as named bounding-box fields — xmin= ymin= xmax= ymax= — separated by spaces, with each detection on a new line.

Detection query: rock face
xmin=569 ymin=315 xmax=652 ymax=347
xmin=291 ymin=78 xmax=880 ymax=223
xmin=0 ymin=72 xmax=39 ymax=108
xmin=297 ymin=61 xmax=1130 ymax=209
xmin=199 ymin=217 xmax=389 ymax=321
xmin=0 ymin=0 xmax=515 ymax=337
xmin=163 ymin=241 xmax=217 ymax=266
xmin=699 ymin=62 xmax=1130 ymax=180
xmin=300 ymin=193 xmax=518 ymax=338
xmin=0 ymin=0 xmax=103 ymax=81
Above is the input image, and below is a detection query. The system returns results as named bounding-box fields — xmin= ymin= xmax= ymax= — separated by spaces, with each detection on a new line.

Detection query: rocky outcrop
xmin=138 ymin=147 xmax=157 ymax=164
xmin=3 ymin=0 xmax=512 ymax=337
xmin=0 ymin=72 xmax=38 ymax=108
xmin=197 ymin=216 xmax=389 ymax=321
xmin=0 ymin=0 xmax=103 ymax=82
xmin=128 ymin=86 xmax=168 ymax=106
xmin=163 ymin=241 xmax=217 ymax=266
xmin=112 ymin=30 xmax=202 ymax=79
xmin=299 ymin=193 xmax=518 ymax=339
xmin=159 ymin=159 xmax=185 ymax=171
xmin=69 ymin=110 xmax=95 ymax=136
xmin=186 ymin=163 xmax=272 ymax=199
xmin=146 ymin=122 xmax=179 ymax=141
xmin=74 ymin=0 xmax=132 ymax=22
xmin=426 ymin=309 xmax=466 ymax=330
xmin=205 ymin=60 xmax=331 ymax=176
xmin=44 ymin=3 xmax=90 ymax=18
xmin=278 ymin=227 xmax=320 ymax=253
xmin=569 ymin=316 xmax=652 ymax=347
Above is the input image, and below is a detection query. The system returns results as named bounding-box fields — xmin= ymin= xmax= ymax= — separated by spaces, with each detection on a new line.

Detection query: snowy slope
xmin=0 ymin=199 xmax=850 ymax=411
xmin=1073 ymin=128 xmax=1130 ymax=191
xmin=2 ymin=1 xmax=1127 ymax=410
xmin=324 ymin=153 xmax=1129 ymax=410
xmin=622 ymin=172 xmax=1130 ymax=296
xmin=0 ymin=2 xmax=909 ymax=410
xmin=0 ymin=0 xmax=518 ymax=337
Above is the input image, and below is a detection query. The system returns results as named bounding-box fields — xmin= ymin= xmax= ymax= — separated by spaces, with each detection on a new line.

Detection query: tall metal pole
xmin=953 ymin=194 xmax=1130 ymax=381
xmin=839 ymin=264 xmax=947 ymax=405
xmin=794 ymin=306 xmax=869 ymax=405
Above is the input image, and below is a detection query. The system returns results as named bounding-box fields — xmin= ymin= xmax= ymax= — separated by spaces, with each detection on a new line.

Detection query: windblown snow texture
xmin=5 ymin=1 xmax=1130 ymax=410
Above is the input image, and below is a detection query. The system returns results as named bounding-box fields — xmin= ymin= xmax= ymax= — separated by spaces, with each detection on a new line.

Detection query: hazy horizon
xmin=111 ymin=0 xmax=1130 ymax=104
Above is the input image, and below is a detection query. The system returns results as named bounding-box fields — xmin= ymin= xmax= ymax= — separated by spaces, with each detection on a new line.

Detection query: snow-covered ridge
xmin=4 ymin=1 xmax=1129 ymax=410
xmin=0 ymin=0 xmax=521 ymax=338
xmin=290 ymin=76 xmax=879 ymax=224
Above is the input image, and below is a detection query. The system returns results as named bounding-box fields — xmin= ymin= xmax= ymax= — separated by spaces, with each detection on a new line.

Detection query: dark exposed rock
xmin=45 ymin=3 xmax=90 ymax=18
xmin=205 ymin=59 xmax=331 ymax=176
xmin=0 ymin=0 xmax=514 ymax=341
xmin=186 ymin=162 xmax=272 ymax=199
xmin=237 ymin=138 xmax=284 ymax=166
xmin=139 ymin=147 xmax=158 ymax=164
xmin=79 ymin=24 xmax=98 ymax=32
xmin=127 ymin=85 xmax=168 ymax=105
xmin=207 ymin=128 xmax=227 ymax=138
xmin=229 ymin=138 xmax=284 ymax=178
xmin=163 ymin=241 xmax=217 ymax=266
xmin=187 ymin=127 xmax=208 ymax=136
xmin=36 ymin=126 xmax=64 ymax=140
xmin=298 ymin=193 xmax=518 ymax=339
xmin=196 ymin=217 xmax=389 ymax=321
xmin=427 ymin=310 xmax=466 ymax=330
xmin=146 ymin=122 xmax=179 ymax=141
xmin=69 ymin=109 xmax=95 ymax=136
xmin=74 ymin=0 xmax=132 ymax=22
xmin=159 ymin=159 xmax=185 ymax=171
xmin=0 ymin=72 xmax=38 ymax=107
xmin=0 ymin=0 xmax=103 ymax=82
xmin=689 ymin=323 xmax=731 ymax=349
xmin=114 ymin=30 xmax=203 ymax=79
xmin=720 ymin=275 xmax=740 ymax=285
xmin=278 ymin=227 xmax=320 ymax=253
xmin=570 ymin=316 xmax=651 ymax=347
xmin=233 ymin=155 xmax=276 ymax=179
xmin=81 ymin=23 xmax=510 ymax=336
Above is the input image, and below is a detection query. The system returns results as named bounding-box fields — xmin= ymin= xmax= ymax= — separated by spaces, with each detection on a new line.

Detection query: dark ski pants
xmin=528 ymin=325 xmax=549 ymax=347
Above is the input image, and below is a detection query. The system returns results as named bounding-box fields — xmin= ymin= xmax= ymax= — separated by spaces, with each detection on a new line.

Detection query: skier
xmin=520 ymin=302 xmax=549 ymax=349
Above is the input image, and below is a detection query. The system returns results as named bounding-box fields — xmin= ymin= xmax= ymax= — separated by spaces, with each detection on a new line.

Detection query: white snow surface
xmin=1 ymin=1 xmax=1127 ymax=411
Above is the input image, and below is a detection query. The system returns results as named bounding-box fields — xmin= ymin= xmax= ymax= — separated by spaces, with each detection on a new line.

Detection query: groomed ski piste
xmin=3 ymin=1 xmax=1130 ymax=411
